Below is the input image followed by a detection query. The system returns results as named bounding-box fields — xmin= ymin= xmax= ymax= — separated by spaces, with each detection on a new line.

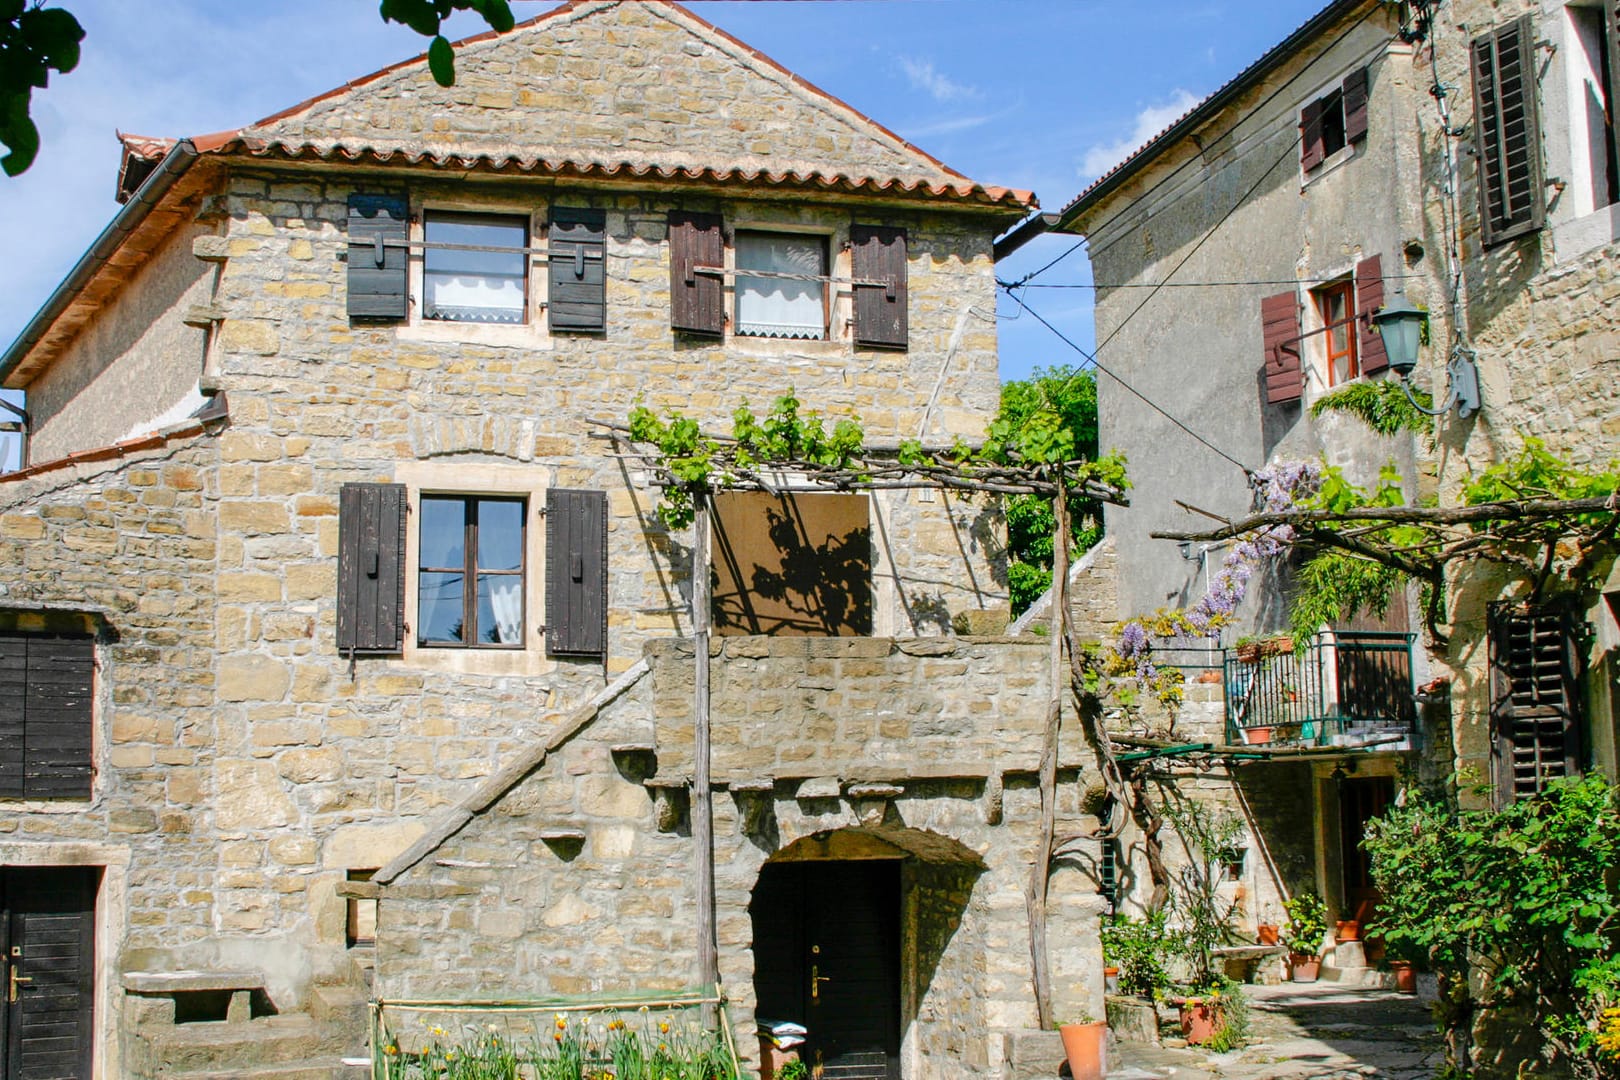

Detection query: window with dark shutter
xmin=1608 ymin=0 xmax=1620 ymax=201
xmin=418 ymin=496 xmax=526 ymax=649
xmin=548 ymin=207 xmax=607 ymax=333
xmin=0 ymin=632 xmax=94 ymax=800
xmin=337 ymin=483 xmax=407 ymax=654
xmin=852 ymin=225 xmax=908 ymax=349
xmin=545 ymin=489 xmax=607 ymax=658
xmin=1261 ymin=291 xmax=1303 ymax=404
xmin=1354 ymin=254 xmax=1388 ymax=374
xmin=668 ymin=210 xmax=724 ymax=336
xmin=1343 ymin=67 xmax=1370 ymax=144
xmin=1472 ymin=17 xmax=1545 ymax=246
xmin=1489 ymin=602 xmax=1582 ymax=805
xmin=347 ymin=194 xmax=410 ymax=320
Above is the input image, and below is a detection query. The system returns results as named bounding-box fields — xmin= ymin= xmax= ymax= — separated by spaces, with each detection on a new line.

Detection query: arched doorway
xmin=748 ymin=828 xmax=985 ymax=1080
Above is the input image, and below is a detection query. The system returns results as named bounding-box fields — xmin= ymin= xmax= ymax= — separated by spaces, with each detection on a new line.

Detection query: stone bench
xmin=1212 ymin=944 xmax=1289 ymax=984
xmin=123 ymin=970 xmax=267 ymax=1025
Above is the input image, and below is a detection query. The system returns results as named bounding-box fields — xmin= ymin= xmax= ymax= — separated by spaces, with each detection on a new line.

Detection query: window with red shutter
xmin=1261 ymin=291 xmax=1303 ymax=404
xmin=1354 ymin=254 xmax=1388 ymax=374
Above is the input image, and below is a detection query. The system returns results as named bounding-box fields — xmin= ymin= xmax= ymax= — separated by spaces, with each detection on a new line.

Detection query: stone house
xmin=1000 ymin=0 xmax=1620 ymax=1004
xmin=0 ymin=3 xmax=1108 ymax=1079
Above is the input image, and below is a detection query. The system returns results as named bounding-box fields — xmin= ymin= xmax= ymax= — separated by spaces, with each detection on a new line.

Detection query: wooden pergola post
xmin=692 ymin=492 xmax=719 ymax=1025
xmin=1026 ymin=473 xmax=1068 ymax=1029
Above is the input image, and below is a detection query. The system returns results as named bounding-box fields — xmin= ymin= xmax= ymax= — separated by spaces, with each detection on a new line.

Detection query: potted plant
xmin=1234 ymin=635 xmax=1262 ymax=664
xmin=1101 ymin=911 xmax=1175 ymax=1002
xmin=1057 ymin=1013 xmax=1107 ymax=1080
xmin=1256 ymin=923 xmax=1279 ymax=946
xmin=1282 ymin=892 xmax=1327 ymax=982
xmin=1244 ymin=726 xmax=1273 ymax=745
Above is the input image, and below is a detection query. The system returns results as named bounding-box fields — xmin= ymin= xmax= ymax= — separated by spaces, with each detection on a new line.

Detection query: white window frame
xmin=399 ymin=200 xmax=553 ymax=349
xmin=1542 ymin=0 xmax=1620 ymax=257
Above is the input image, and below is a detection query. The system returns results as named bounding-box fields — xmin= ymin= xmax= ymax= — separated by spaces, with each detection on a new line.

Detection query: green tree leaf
xmin=427 ymin=34 xmax=456 ymax=86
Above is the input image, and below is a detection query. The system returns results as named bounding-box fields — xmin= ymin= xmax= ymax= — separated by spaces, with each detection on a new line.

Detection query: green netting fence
xmin=371 ymin=987 xmax=739 ymax=1080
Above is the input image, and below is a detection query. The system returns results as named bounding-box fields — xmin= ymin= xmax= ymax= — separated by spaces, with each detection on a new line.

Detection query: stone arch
xmin=748 ymin=826 xmax=987 ymax=1079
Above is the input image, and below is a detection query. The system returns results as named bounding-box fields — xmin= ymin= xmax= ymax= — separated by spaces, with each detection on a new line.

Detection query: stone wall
xmin=376 ymin=637 xmax=1108 ymax=1079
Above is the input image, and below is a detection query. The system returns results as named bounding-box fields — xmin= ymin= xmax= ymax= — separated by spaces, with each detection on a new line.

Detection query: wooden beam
xmin=692 ymin=492 xmax=718 ymax=1023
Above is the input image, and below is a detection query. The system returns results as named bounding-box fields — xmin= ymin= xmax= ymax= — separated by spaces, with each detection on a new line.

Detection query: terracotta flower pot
xmin=1257 ymin=924 xmax=1279 ymax=946
xmin=1335 ymin=920 xmax=1362 ymax=943
xmin=1236 ymin=643 xmax=1262 ymax=664
xmin=1289 ymin=954 xmax=1321 ymax=982
xmin=1245 ymin=726 xmax=1273 ymax=745
xmin=1103 ymin=965 xmax=1120 ymax=994
xmin=1389 ymin=959 xmax=1417 ymax=994
xmin=1058 ymin=1020 xmax=1107 ymax=1080
xmin=1178 ymin=1000 xmax=1221 ymax=1046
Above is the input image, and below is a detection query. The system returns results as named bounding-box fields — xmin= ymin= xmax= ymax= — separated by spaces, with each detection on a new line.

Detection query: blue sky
xmin=0 ymin=1 xmax=1327 ymax=467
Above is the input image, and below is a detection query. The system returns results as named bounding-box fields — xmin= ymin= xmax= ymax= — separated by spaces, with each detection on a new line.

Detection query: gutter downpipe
xmin=0 ymin=138 xmax=201 ymax=395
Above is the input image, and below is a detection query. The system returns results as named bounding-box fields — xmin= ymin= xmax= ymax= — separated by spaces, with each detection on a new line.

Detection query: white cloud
xmin=898 ymin=56 xmax=980 ymax=104
xmin=1079 ymin=89 xmax=1201 ymax=180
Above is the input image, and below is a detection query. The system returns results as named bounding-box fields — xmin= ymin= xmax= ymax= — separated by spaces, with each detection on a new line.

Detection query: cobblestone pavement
xmin=1112 ymin=983 xmax=1444 ymax=1079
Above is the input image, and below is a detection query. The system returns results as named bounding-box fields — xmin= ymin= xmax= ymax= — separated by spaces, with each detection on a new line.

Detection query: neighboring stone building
xmin=0 ymin=4 xmax=1108 ymax=1079
xmin=1000 ymin=0 xmax=1620 ymax=1037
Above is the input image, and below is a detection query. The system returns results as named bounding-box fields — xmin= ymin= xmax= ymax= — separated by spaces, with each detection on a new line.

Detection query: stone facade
xmin=377 ymin=637 xmax=1106 ymax=1078
xmin=0 ymin=4 xmax=1083 ymax=1079
xmin=1036 ymin=0 xmax=1618 ymax=1073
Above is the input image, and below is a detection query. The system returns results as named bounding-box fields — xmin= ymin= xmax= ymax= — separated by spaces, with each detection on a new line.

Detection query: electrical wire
xmin=1009 ymin=273 xmax=1429 ymax=290
xmin=1001 ymin=287 xmax=1252 ymax=475
xmin=1075 ymin=2 xmax=1392 ymax=269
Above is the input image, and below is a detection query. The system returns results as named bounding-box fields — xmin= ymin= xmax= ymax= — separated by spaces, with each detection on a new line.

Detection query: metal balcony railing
xmin=1223 ymin=632 xmax=1417 ymax=750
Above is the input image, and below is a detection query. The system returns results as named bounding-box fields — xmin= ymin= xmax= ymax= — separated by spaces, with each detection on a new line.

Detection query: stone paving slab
xmin=1111 ymin=982 xmax=1443 ymax=1079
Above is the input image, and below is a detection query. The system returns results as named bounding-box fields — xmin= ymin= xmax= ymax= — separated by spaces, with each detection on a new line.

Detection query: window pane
xmin=735 ymin=232 xmax=826 ymax=339
xmin=418 ymin=572 xmax=465 ymax=643
xmin=476 ymin=499 xmax=524 ymax=571
xmin=424 ymin=214 xmax=527 ymax=324
xmin=419 ymin=497 xmax=466 ymax=569
xmin=478 ymin=574 xmax=524 ymax=645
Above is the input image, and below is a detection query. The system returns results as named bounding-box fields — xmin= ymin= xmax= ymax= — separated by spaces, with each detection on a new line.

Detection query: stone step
xmin=178 ymin=1056 xmax=365 ymax=1080
xmin=308 ymin=983 xmax=369 ymax=1029
xmin=138 ymin=1014 xmax=352 ymax=1075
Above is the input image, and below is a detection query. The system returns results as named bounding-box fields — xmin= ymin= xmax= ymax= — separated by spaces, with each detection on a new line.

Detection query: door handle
xmin=9 ymin=965 xmax=31 ymax=1003
xmin=810 ymin=964 xmax=832 ymax=1002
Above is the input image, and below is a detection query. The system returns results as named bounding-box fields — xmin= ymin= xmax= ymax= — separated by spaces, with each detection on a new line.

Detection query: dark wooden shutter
xmin=1261 ymin=291 xmax=1303 ymax=404
xmin=1489 ymin=603 xmax=1582 ymax=806
xmin=1472 ymin=17 xmax=1545 ymax=246
xmin=3 ymin=867 xmax=98 ymax=1080
xmin=545 ymin=489 xmax=607 ymax=658
xmin=1354 ymin=254 xmax=1388 ymax=374
xmin=548 ymin=206 xmax=606 ymax=333
xmin=1300 ymin=98 xmax=1326 ymax=171
xmin=337 ymin=483 xmax=407 ymax=654
xmin=668 ymin=210 xmax=723 ymax=336
xmin=1343 ymin=67 xmax=1370 ymax=144
xmin=0 ymin=634 xmax=92 ymax=800
xmin=851 ymin=225 xmax=908 ymax=349
xmin=347 ymin=194 xmax=409 ymax=320
xmin=0 ymin=633 xmax=25 ymax=798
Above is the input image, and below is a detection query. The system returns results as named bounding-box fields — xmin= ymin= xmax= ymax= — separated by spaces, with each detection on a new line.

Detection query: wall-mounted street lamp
xmin=1373 ymin=291 xmax=1480 ymax=419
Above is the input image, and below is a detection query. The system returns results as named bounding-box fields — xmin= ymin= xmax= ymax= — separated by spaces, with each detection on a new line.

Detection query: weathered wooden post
xmin=1027 ymin=472 xmax=1069 ymax=1029
xmin=692 ymin=491 xmax=719 ymax=1025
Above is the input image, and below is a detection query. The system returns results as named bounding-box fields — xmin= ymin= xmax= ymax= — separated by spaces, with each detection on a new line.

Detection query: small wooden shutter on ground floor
xmin=0 ymin=634 xmax=93 ymax=801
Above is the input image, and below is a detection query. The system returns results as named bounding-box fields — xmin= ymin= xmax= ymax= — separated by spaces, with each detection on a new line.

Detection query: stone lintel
xmin=122 ymin=970 xmax=263 ymax=994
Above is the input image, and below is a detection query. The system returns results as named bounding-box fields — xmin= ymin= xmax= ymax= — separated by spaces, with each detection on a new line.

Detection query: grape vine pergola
xmin=593 ymin=402 xmax=1131 ymax=1030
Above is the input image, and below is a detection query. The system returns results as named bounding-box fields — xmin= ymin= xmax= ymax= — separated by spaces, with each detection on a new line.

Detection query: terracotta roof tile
xmin=0 ymin=417 xmax=218 ymax=485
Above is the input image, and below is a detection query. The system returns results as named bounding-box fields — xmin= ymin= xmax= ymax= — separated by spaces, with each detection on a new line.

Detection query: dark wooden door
xmin=2 ymin=867 xmax=98 ymax=1080
xmin=751 ymin=860 xmax=901 ymax=1079
xmin=1338 ymin=777 xmax=1393 ymax=919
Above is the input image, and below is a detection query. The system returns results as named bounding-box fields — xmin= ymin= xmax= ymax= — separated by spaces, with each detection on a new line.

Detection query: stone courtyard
xmin=1113 ymin=984 xmax=1441 ymax=1080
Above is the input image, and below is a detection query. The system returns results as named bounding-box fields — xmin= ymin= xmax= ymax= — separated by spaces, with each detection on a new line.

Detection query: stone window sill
xmin=1550 ymin=201 xmax=1620 ymax=264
